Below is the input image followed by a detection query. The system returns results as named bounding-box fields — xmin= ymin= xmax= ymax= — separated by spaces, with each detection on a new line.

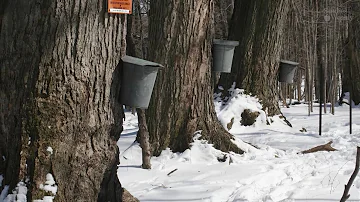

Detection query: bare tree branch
xmin=340 ymin=147 xmax=360 ymax=202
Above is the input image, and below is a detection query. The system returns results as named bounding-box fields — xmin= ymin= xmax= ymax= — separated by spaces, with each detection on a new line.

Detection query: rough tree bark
xmin=0 ymin=0 xmax=6 ymax=34
xmin=126 ymin=0 xmax=147 ymax=59
xmin=214 ymin=0 xmax=234 ymax=39
xmin=0 ymin=1 xmax=136 ymax=201
xmin=217 ymin=0 xmax=289 ymax=116
xmin=146 ymin=0 xmax=244 ymax=156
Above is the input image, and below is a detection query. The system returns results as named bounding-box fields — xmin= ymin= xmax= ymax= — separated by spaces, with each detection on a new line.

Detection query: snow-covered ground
xmin=118 ymin=89 xmax=360 ymax=202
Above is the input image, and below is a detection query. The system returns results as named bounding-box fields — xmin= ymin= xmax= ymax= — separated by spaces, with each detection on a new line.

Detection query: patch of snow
xmin=215 ymin=88 xmax=269 ymax=133
xmin=46 ymin=147 xmax=53 ymax=155
xmin=118 ymin=112 xmax=139 ymax=157
xmin=33 ymin=196 xmax=55 ymax=202
xmin=2 ymin=182 xmax=27 ymax=202
xmin=32 ymin=173 xmax=57 ymax=202
xmin=0 ymin=185 xmax=9 ymax=201
xmin=39 ymin=173 xmax=57 ymax=195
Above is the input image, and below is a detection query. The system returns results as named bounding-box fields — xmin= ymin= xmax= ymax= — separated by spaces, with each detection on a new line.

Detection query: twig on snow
xmin=167 ymin=168 xmax=178 ymax=176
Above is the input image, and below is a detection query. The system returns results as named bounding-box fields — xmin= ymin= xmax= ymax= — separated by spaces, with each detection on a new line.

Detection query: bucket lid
xmin=213 ymin=39 xmax=239 ymax=47
xmin=280 ymin=60 xmax=299 ymax=66
xmin=122 ymin=55 xmax=164 ymax=68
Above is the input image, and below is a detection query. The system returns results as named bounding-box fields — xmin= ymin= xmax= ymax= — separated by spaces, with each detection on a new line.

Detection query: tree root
xmin=123 ymin=188 xmax=139 ymax=202
xmin=200 ymin=125 xmax=245 ymax=155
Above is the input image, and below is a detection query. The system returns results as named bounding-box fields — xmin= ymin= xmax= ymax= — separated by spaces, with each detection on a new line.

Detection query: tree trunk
xmin=126 ymin=0 xmax=147 ymax=59
xmin=345 ymin=2 xmax=360 ymax=105
xmin=214 ymin=0 xmax=234 ymax=39
xmin=0 ymin=1 xmax=136 ymax=201
xmin=218 ymin=0 xmax=289 ymax=116
xmin=136 ymin=109 xmax=151 ymax=169
xmin=316 ymin=0 xmax=327 ymax=111
xmin=126 ymin=4 xmax=151 ymax=170
xmin=0 ymin=0 xmax=6 ymax=34
xmin=147 ymin=0 xmax=244 ymax=156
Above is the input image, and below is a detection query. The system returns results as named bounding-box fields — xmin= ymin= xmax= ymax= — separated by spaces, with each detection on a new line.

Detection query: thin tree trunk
xmin=323 ymin=0 xmax=328 ymax=114
xmin=332 ymin=6 xmax=338 ymax=114
xmin=126 ymin=3 xmax=153 ymax=170
xmin=136 ymin=1 xmax=147 ymax=59
xmin=345 ymin=1 xmax=360 ymax=105
xmin=302 ymin=0 xmax=312 ymax=115
xmin=136 ymin=109 xmax=151 ymax=169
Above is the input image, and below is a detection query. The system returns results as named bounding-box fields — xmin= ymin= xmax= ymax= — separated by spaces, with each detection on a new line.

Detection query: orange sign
xmin=108 ymin=0 xmax=132 ymax=14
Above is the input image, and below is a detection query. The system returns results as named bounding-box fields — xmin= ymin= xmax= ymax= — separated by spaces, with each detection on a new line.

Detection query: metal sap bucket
xmin=213 ymin=39 xmax=239 ymax=73
xmin=278 ymin=60 xmax=299 ymax=83
xmin=120 ymin=56 xmax=163 ymax=109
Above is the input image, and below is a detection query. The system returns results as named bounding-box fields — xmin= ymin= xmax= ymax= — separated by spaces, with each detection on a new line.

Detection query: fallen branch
xmin=301 ymin=141 xmax=336 ymax=154
xmin=340 ymin=147 xmax=360 ymax=202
